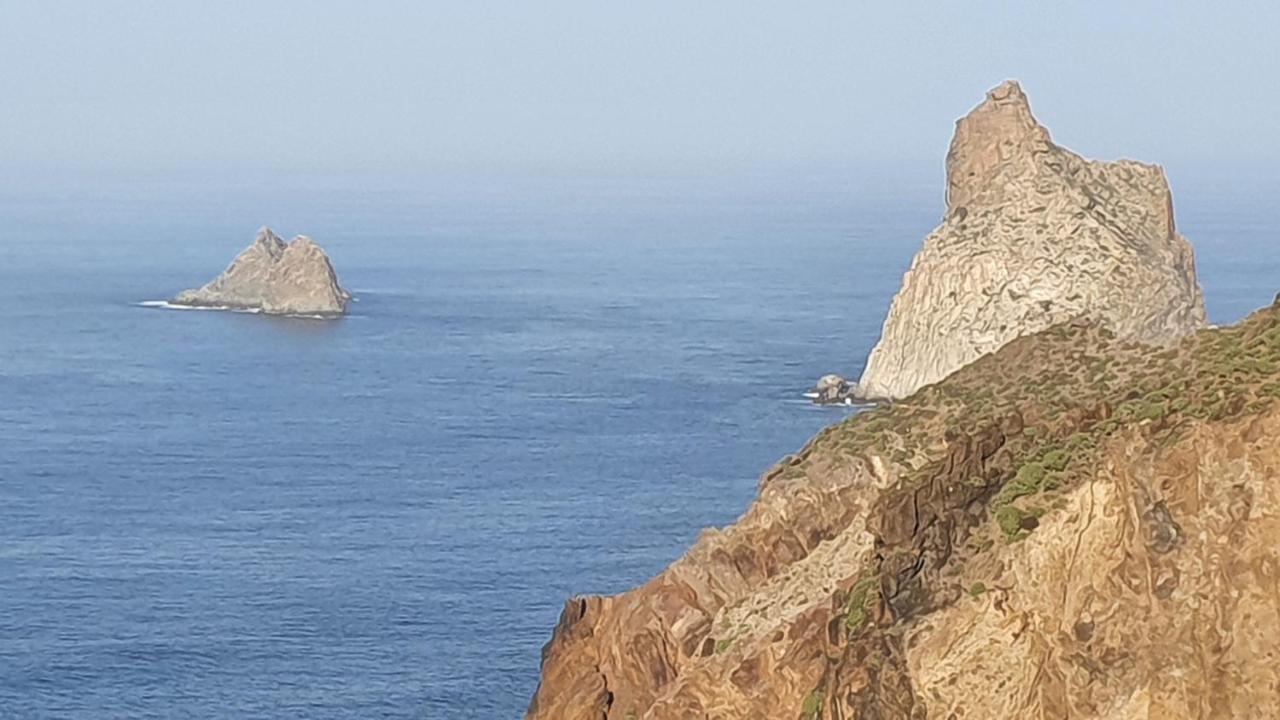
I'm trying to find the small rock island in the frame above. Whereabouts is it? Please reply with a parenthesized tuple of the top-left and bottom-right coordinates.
(173, 228, 351, 316)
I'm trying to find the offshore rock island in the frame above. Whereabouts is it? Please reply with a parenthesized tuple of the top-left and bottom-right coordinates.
(527, 85, 1275, 720)
(815, 81, 1206, 403)
(173, 228, 350, 316)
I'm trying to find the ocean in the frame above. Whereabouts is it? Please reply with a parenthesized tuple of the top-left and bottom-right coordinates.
(1, 168, 1276, 719)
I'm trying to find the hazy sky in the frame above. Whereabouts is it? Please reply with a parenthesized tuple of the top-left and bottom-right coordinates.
(3, 1, 1277, 176)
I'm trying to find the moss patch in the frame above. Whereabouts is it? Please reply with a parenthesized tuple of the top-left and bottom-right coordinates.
(801, 689, 823, 718)
(844, 576, 878, 634)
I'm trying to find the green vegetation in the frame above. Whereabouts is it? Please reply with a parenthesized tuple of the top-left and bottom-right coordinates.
(714, 637, 732, 654)
(1114, 397, 1166, 422)
(844, 576, 878, 634)
(801, 689, 823, 718)
(1065, 432, 1094, 451)
(991, 460, 1052, 509)
(768, 304, 1280, 611)
(984, 311, 1280, 539)
(995, 505, 1028, 540)
(1041, 448, 1070, 471)
(969, 581, 988, 598)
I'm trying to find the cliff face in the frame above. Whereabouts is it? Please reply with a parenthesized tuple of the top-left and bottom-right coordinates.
(528, 298, 1280, 719)
(173, 228, 350, 316)
(856, 81, 1206, 400)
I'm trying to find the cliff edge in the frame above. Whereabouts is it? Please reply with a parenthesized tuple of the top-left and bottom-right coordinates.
(529, 295, 1280, 718)
(856, 80, 1205, 400)
(173, 228, 350, 316)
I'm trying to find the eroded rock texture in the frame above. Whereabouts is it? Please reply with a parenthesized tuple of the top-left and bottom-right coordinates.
(173, 227, 350, 316)
(856, 80, 1205, 400)
(529, 298, 1280, 720)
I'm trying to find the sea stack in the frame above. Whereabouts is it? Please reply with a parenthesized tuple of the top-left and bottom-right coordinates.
(173, 228, 351, 316)
(853, 80, 1206, 400)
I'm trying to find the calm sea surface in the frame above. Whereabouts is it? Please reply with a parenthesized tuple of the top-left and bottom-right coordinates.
(1, 169, 1276, 718)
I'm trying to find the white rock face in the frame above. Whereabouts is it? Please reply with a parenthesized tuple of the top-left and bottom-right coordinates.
(174, 228, 351, 316)
(856, 81, 1206, 400)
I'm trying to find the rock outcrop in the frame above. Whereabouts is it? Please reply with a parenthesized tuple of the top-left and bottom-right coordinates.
(529, 296, 1280, 719)
(173, 228, 350, 316)
(855, 80, 1206, 400)
(810, 374, 855, 405)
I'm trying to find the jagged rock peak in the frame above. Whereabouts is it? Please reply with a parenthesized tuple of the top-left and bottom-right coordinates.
(172, 228, 351, 317)
(252, 226, 288, 258)
(854, 81, 1206, 400)
(945, 80, 1054, 212)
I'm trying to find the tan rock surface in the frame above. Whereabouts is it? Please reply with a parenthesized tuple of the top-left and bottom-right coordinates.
(856, 81, 1206, 400)
(528, 298, 1280, 719)
(173, 227, 350, 316)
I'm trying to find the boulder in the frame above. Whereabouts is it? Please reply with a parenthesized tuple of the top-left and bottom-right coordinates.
(811, 374, 854, 405)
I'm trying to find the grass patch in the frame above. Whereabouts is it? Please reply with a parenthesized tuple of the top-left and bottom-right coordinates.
(992, 462, 1046, 507)
(1041, 448, 1070, 472)
(844, 576, 878, 634)
(996, 506, 1025, 540)
(1065, 432, 1094, 451)
(802, 690, 823, 718)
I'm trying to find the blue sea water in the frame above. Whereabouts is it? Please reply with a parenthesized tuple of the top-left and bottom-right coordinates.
(0, 169, 1276, 719)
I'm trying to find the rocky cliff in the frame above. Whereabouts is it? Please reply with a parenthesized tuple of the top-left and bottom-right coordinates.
(855, 81, 1206, 400)
(529, 295, 1280, 719)
(173, 228, 350, 316)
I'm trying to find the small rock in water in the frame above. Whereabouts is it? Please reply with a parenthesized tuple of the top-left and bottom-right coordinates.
(811, 374, 854, 405)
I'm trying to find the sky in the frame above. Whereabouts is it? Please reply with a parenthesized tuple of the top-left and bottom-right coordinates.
(2, 1, 1278, 178)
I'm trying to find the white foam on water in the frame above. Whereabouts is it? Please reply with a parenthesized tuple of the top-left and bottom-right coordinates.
(136, 300, 261, 313)
(135, 300, 344, 320)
